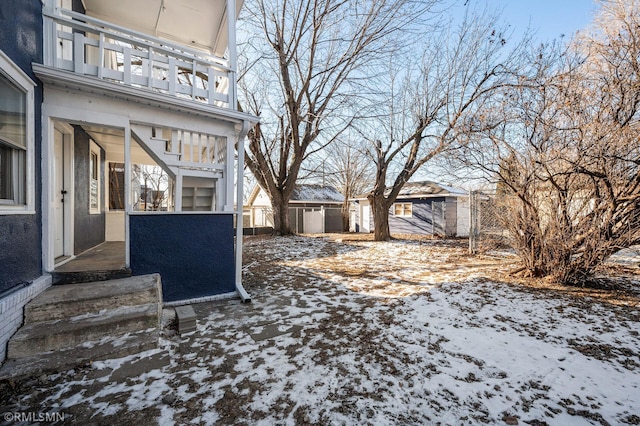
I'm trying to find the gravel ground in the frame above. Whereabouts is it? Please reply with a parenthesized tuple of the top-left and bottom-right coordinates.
(1, 234, 639, 425)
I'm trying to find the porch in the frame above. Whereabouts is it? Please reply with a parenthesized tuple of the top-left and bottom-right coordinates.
(53, 241, 128, 284)
(34, 0, 255, 305)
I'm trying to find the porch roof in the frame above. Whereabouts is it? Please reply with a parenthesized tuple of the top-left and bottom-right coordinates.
(81, 0, 244, 57)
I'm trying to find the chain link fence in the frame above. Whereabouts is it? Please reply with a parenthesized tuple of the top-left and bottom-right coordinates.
(469, 191, 513, 254)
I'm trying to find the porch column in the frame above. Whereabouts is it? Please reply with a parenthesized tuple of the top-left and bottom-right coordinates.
(235, 121, 251, 302)
(226, 0, 238, 109)
(175, 170, 183, 212)
(224, 133, 235, 211)
(124, 124, 131, 267)
(42, 0, 57, 67)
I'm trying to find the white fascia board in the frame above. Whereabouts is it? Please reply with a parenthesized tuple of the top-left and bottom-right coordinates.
(32, 64, 258, 126)
(290, 200, 343, 205)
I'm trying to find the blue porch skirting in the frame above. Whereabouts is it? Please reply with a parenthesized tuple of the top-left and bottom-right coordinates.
(129, 213, 235, 302)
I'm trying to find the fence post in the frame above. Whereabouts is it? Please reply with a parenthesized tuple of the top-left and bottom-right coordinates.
(469, 191, 478, 254)
(431, 202, 435, 236)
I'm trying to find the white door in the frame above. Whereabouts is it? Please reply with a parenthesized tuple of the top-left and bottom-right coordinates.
(303, 210, 324, 234)
(362, 204, 370, 233)
(53, 129, 66, 259)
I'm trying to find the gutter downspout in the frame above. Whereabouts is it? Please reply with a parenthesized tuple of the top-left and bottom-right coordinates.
(235, 119, 251, 303)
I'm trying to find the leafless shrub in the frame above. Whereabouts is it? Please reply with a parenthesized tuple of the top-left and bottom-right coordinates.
(464, 0, 640, 285)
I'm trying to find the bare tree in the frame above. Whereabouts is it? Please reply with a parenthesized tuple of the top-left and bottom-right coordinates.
(462, 0, 640, 285)
(239, 0, 435, 235)
(321, 140, 374, 231)
(137, 165, 168, 211)
(357, 9, 523, 241)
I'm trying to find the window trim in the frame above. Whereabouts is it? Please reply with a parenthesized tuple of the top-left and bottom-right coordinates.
(393, 202, 413, 217)
(89, 139, 101, 214)
(0, 49, 36, 215)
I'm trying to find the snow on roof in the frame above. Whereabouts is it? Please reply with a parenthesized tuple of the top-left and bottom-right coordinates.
(393, 181, 467, 197)
(291, 184, 344, 202)
(353, 181, 467, 200)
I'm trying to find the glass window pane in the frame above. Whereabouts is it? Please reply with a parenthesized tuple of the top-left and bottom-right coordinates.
(0, 143, 12, 200)
(0, 73, 26, 149)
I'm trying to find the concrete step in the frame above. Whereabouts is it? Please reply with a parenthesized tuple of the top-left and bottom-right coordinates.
(25, 274, 161, 323)
(0, 329, 160, 380)
(52, 268, 132, 285)
(7, 303, 160, 359)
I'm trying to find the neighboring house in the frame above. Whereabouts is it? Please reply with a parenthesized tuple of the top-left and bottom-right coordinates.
(245, 184, 344, 233)
(352, 181, 469, 237)
(0, 0, 256, 363)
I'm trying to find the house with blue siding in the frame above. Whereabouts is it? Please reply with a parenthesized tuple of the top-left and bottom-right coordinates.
(0, 0, 256, 365)
(352, 181, 469, 237)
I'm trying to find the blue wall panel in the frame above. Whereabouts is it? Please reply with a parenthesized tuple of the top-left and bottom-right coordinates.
(0, 0, 43, 294)
(129, 214, 235, 302)
(388, 197, 446, 235)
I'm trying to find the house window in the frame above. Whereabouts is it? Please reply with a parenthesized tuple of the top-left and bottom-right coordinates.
(394, 202, 413, 217)
(89, 140, 100, 213)
(0, 50, 34, 213)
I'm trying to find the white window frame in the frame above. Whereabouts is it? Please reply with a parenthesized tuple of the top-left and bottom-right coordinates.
(393, 202, 413, 217)
(0, 49, 35, 215)
(89, 139, 101, 214)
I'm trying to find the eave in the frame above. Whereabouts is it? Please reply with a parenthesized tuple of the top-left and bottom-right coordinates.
(33, 64, 257, 126)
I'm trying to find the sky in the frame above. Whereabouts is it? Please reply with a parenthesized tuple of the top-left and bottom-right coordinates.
(489, 0, 599, 42)
(418, 0, 601, 187)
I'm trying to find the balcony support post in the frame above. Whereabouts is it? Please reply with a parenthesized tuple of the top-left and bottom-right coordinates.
(226, 0, 238, 109)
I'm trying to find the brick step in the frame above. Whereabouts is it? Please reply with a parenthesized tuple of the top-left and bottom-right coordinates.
(25, 274, 161, 323)
(0, 329, 160, 380)
(7, 303, 160, 359)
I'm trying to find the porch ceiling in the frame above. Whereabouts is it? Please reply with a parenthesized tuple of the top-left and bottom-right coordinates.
(82, 125, 154, 165)
(80, 0, 243, 56)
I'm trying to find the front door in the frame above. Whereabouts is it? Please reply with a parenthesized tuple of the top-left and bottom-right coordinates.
(53, 128, 66, 260)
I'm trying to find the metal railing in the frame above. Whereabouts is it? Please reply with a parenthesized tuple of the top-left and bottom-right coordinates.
(43, 7, 235, 108)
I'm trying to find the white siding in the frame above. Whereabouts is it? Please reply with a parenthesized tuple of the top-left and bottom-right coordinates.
(457, 196, 470, 237)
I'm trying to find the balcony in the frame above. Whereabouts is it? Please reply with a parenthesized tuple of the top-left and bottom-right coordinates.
(41, 5, 236, 110)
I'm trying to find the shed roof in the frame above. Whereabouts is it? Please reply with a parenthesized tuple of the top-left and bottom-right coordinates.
(247, 184, 344, 206)
(291, 184, 344, 203)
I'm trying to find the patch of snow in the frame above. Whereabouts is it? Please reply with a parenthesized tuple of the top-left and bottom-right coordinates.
(10, 236, 640, 425)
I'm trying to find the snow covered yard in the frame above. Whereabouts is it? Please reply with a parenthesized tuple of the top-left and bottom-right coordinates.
(1, 235, 639, 425)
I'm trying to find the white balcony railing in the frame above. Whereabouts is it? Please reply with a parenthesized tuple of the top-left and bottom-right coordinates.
(43, 7, 236, 109)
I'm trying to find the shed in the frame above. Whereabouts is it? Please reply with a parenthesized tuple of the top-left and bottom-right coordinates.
(352, 181, 469, 237)
(245, 184, 344, 233)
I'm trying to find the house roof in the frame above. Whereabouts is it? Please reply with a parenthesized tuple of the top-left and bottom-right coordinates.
(247, 184, 344, 206)
(353, 181, 467, 200)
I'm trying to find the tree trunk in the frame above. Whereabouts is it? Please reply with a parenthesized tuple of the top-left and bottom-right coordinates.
(341, 199, 350, 232)
(371, 194, 391, 241)
(271, 192, 292, 235)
